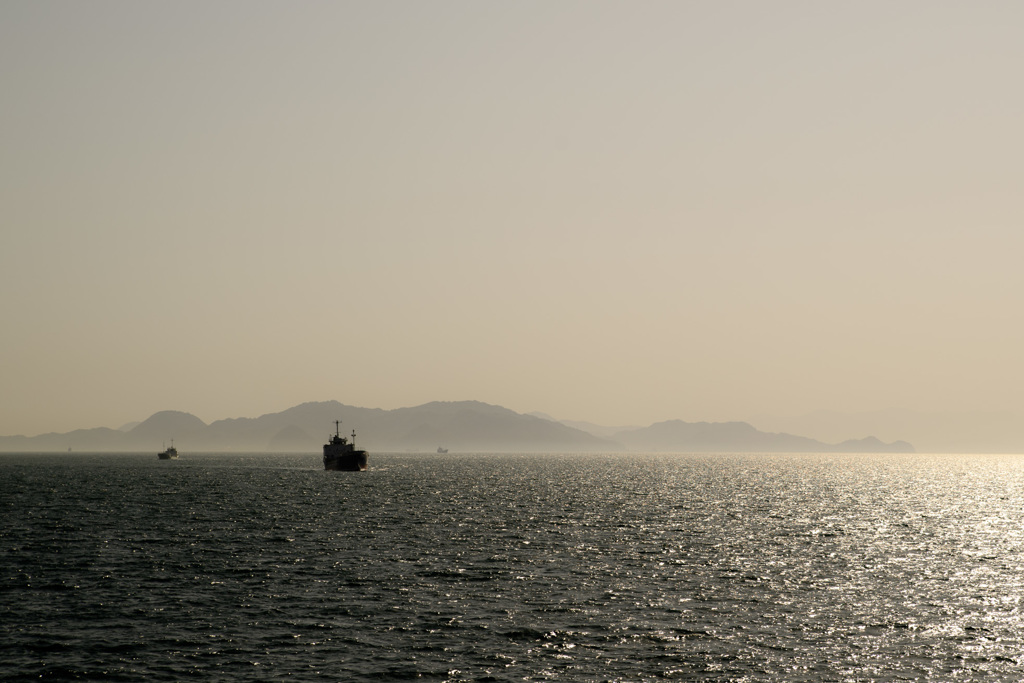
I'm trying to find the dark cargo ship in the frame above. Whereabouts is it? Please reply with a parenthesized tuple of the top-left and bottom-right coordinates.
(323, 420, 368, 471)
(158, 440, 178, 460)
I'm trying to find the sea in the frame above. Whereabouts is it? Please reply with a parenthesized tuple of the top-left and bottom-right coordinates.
(3, 451, 1024, 682)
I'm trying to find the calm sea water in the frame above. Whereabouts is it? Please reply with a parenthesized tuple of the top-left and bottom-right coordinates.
(3, 452, 1024, 681)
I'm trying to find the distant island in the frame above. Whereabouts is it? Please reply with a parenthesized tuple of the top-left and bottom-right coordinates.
(0, 400, 914, 454)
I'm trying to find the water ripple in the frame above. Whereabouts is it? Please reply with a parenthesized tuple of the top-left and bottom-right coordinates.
(3, 452, 1024, 680)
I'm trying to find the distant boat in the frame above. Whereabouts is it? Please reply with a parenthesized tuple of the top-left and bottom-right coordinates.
(323, 420, 368, 471)
(158, 440, 178, 460)
(437, 447, 448, 454)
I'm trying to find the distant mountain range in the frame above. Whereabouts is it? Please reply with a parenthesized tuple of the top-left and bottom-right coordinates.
(749, 409, 1024, 455)
(610, 419, 913, 453)
(0, 400, 914, 454)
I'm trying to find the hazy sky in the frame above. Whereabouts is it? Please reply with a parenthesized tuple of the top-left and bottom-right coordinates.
(3, 1, 1024, 436)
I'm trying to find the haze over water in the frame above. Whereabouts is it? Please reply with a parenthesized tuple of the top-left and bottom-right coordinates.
(4, 451, 1024, 681)
(4, 3, 1024, 448)
(6, 4, 1024, 676)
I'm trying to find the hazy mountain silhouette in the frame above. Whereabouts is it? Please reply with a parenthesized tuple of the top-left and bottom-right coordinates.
(750, 409, 1024, 454)
(0, 401, 913, 453)
(608, 419, 914, 453)
(130, 410, 207, 443)
(0, 427, 125, 452)
(528, 412, 642, 439)
(199, 401, 386, 452)
(376, 401, 611, 452)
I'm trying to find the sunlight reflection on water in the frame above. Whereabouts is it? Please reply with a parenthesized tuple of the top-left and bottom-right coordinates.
(3, 452, 1024, 680)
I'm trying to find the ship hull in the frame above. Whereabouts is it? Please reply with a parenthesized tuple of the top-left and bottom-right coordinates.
(324, 451, 368, 471)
